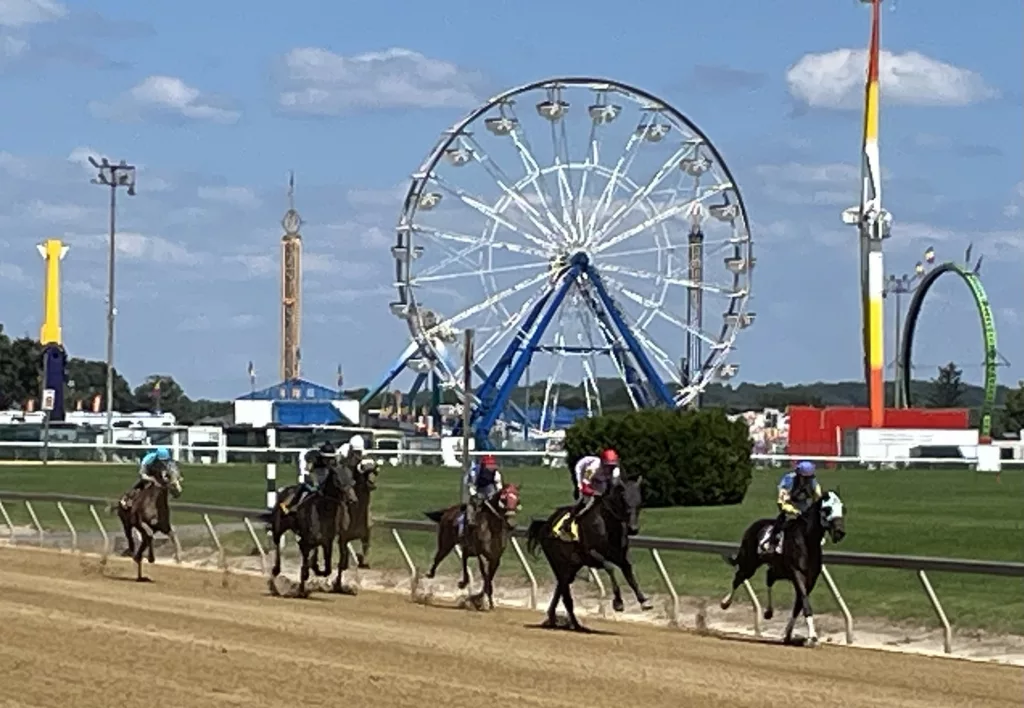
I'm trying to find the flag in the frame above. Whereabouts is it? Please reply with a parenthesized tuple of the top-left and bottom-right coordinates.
(247, 360, 255, 379)
(337, 365, 343, 388)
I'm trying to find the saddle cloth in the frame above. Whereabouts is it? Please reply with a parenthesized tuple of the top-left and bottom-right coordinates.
(758, 526, 783, 556)
(550, 512, 579, 542)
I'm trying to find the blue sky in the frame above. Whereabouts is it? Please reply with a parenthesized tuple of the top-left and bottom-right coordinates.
(0, 0, 1020, 401)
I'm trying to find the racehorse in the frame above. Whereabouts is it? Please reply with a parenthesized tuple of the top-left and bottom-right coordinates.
(111, 461, 183, 582)
(719, 490, 847, 647)
(422, 483, 521, 609)
(258, 465, 353, 598)
(326, 461, 379, 593)
(526, 476, 652, 631)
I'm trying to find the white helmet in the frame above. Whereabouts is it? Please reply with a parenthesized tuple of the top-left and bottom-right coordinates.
(348, 435, 366, 453)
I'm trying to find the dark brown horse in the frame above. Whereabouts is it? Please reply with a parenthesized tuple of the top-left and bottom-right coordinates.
(111, 462, 183, 582)
(258, 466, 352, 598)
(327, 461, 379, 592)
(423, 483, 520, 609)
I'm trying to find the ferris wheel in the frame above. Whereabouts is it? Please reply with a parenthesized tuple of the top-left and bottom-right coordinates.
(382, 77, 755, 443)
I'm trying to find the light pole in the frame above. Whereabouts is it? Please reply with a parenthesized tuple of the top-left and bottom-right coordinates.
(884, 247, 935, 408)
(89, 156, 136, 445)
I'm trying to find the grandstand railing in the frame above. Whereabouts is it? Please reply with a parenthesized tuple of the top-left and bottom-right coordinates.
(0, 439, 1018, 468)
(0, 490, 1021, 656)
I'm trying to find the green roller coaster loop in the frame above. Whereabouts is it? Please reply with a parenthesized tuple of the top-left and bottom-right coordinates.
(898, 262, 998, 440)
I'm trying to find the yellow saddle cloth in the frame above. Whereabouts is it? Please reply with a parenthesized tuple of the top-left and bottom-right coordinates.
(551, 512, 579, 541)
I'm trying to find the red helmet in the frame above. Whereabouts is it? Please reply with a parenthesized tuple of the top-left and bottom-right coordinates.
(480, 454, 498, 469)
(600, 448, 619, 465)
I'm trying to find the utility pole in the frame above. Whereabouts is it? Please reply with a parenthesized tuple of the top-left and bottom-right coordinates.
(89, 156, 136, 446)
(883, 247, 935, 408)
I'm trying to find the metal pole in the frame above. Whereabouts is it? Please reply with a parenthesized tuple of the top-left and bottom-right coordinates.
(893, 290, 903, 408)
(104, 181, 117, 445)
(461, 329, 473, 507)
(41, 353, 51, 467)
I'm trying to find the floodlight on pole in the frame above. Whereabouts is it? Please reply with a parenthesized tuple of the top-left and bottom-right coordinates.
(89, 155, 136, 445)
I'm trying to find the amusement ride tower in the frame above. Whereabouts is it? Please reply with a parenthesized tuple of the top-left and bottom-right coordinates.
(280, 172, 303, 381)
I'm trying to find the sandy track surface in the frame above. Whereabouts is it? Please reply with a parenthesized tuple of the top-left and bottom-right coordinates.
(0, 547, 1019, 708)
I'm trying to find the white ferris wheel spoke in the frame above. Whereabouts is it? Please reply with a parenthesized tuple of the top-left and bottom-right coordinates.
(461, 134, 566, 246)
(413, 225, 550, 260)
(586, 132, 644, 238)
(430, 173, 555, 255)
(426, 269, 551, 336)
(413, 259, 550, 285)
(572, 118, 601, 243)
(598, 262, 734, 296)
(589, 142, 700, 248)
(470, 285, 553, 364)
(593, 182, 733, 255)
(550, 117, 582, 245)
(605, 275, 721, 348)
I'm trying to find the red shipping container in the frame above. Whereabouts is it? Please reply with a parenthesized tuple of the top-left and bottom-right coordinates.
(785, 406, 969, 458)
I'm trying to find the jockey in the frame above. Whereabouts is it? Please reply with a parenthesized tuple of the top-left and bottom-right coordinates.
(338, 434, 367, 471)
(558, 448, 620, 540)
(465, 454, 503, 528)
(282, 441, 337, 514)
(131, 446, 173, 492)
(767, 460, 823, 551)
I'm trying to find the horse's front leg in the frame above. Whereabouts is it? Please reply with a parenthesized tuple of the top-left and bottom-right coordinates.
(119, 513, 135, 557)
(165, 525, 181, 563)
(331, 536, 349, 593)
(317, 540, 333, 578)
(784, 571, 817, 646)
(297, 543, 312, 598)
(357, 526, 372, 569)
(134, 524, 153, 582)
(458, 544, 471, 590)
(483, 555, 500, 609)
(616, 553, 654, 611)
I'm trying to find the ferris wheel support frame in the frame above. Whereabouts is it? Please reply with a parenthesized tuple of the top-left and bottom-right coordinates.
(470, 253, 675, 448)
(898, 261, 1000, 442)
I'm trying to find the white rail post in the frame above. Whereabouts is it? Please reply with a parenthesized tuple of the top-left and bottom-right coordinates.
(242, 517, 268, 574)
(650, 549, 680, 626)
(24, 501, 44, 545)
(390, 528, 418, 587)
(820, 565, 854, 644)
(741, 580, 763, 637)
(203, 513, 226, 569)
(56, 502, 78, 551)
(89, 504, 110, 558)
(509, 537, 539, 610)
(917, 570, 953, 654)
(587, 568, 608, 617)
(0, 499, 15, 544)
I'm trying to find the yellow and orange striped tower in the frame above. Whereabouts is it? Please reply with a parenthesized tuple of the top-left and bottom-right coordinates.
(843, 0, 890, 428)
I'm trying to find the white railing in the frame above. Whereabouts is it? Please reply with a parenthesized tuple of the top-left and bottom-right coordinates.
(0, 439, 1019, 468)
(0, 490, 1020, 655)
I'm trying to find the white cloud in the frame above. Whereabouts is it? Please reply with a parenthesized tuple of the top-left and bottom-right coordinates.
(277, 47, 482, 115)
(21, 199, 98, 223)
(753, 161, 865, 207)
(1, 34, 27, 58)
(64, 280, 104, 299)
(346, 183, 406, 207)
(0, 150, 34, 178)
(787, 49, 998, 109)
(66, 231, 204, 266)
(1004, 181, 1024, 219)
(0, 0, 65, 28)
(90, 75, 240, 124)
(197, 185, 260, 209)
(0, 262, 29, 284)
(177, 312, 260, 333)
(227, 253, 275, 277)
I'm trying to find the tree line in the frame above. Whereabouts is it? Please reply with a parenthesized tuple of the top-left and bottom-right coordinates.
(0, 324, 231, 423)
(4, 322, 1022, 434)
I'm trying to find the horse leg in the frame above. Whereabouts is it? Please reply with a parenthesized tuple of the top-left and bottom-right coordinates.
(357, 528, 371, 569)
(119, 513, 135, 557)
(792, 572, 817, 646)
(271, 522, 283, 577)
(426, 524, 455, 579)
(317, 540, 333, 578)
(484, 555, 500, 609)
(457, 543, 471, 590)
(562, 573, 586, 632)
(297, 543, 312, 598)
(764, 567, 778, 620)
(331, 536, 350, 593)
(617, 555, 654, 611)
(721, 554, 759, 610)
(134, 525, 152, 582)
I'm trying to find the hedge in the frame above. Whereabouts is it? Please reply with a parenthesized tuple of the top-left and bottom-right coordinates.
(565, 407, 754, 508)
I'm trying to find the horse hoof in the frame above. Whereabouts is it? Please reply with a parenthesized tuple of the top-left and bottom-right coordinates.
(541, 617, 559, 629)
(570, 623, 591, 634)
(719, 600, 731, 611)
(640, 599, 654, 611)
(612, 599, 625, 613)
(806, 636, 819, 648)
(357, 562, 371, 570)
(457, 580, 469, 590)
(764, 608, 774, 620)
(136, 577, 151, 583)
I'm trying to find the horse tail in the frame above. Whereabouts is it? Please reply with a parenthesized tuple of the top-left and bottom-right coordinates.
(525, 518, 547, 557)
(423, 509, 445, 524)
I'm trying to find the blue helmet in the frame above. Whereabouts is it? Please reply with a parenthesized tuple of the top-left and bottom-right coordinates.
(154, 447, 171, 461)
(795, 460, 816, 476)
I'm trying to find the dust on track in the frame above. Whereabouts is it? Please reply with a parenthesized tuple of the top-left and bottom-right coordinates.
(0, 547, 1019, 708)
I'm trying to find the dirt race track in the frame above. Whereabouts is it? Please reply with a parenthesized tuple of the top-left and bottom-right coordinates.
(0, 548, 1020, 708)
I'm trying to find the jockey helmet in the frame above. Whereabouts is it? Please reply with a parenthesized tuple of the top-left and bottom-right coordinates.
(154, 447, 171, 461)
(318, 441, 338, 458)
(600, 448, 619, 466)
(795, 460, 816, 476)
(348, 435, 366, 453)
(480, 454, 498, 470)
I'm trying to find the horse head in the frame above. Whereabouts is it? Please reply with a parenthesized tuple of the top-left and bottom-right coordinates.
(162, 461, 183, 499)
(817, 490, 846, 544)
(604, 475, 644, 536)
(355, 459, 379, 490)
(495, 483, 520, 522)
